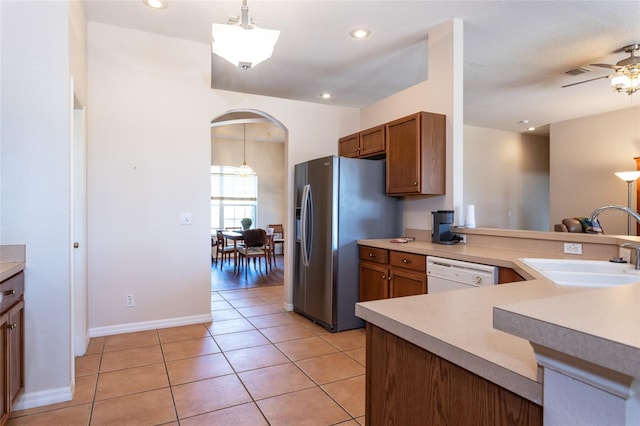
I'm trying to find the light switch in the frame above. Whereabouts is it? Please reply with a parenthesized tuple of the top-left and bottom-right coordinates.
(179, 212, 192, 225)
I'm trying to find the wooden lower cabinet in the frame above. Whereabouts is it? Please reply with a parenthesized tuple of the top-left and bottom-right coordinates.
(0, 272, 25, 426)
(360, 247, 427, 301)
(366, 323, 542, 426)
(360, 261, 389, 302)
(389, 250, 426, 297)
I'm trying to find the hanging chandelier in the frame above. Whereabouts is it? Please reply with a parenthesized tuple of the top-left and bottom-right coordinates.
(236, 124, 255, 176)
(211, 0, 280, 70)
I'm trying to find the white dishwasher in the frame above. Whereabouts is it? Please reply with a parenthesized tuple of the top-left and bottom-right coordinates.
(426, 256, 498, 293)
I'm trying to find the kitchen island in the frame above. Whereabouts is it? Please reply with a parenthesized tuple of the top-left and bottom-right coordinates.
(356, 229, 640, 425)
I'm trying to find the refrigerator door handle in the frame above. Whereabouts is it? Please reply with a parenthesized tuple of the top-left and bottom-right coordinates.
(300, 184, 313, 266)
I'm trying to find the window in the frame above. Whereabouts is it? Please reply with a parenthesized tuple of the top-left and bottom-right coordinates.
(211, 165, 257, 231)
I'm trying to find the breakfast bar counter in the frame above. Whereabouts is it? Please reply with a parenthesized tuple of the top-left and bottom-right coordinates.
(356, 230, 640, 417)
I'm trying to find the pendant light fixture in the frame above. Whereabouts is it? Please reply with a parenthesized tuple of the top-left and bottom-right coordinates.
(236, 123, 255, 176)
(211, 0, 280, 70)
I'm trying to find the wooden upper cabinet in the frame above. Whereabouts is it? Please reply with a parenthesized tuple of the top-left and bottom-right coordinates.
(338, 125, 385, 159)
(338, 133, 360, 158)
(358, 125, 385, 157)
(385, 112, 446, 196)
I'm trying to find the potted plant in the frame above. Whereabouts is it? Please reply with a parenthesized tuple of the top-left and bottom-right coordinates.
(240, 217, 252, 230)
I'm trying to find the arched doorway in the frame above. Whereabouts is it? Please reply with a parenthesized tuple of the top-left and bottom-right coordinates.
(210, 110, 289, 293)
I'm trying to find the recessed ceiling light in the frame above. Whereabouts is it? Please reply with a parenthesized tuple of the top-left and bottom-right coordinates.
(320, 92, 332, 100)
(527, 127, 536, 131)
(349, 28, 371, 39)
(143, 0, 168, 9)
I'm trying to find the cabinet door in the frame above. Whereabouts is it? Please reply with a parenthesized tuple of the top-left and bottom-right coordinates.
(7, 301, 23, 409)
(386, 113, 422, 194)
(0, 313, 7, 425)
(339, 133, 360, 158)
(360, 262, 390, 301)
(359, 125, 385, 158)
(390, 268, 427, 298)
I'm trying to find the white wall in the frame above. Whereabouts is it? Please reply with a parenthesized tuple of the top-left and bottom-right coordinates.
(360, 19, 464, 231)
(464, 125, 550, 230)
(1, 0, 75, 408)
(86, 22, 359, 329)
(550, 106, 640, 236)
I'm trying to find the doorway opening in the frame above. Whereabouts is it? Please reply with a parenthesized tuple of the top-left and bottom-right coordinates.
(210, 110, 288, 290)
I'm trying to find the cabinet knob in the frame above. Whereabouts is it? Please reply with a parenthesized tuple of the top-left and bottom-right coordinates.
(381, 275, 386, 279)
(413, 182, 418, 186)
(4, 289, 15, 296)
(74, 242, 79, 248)
(368, 253, 375, 257)
(402, 259, 411, 264)
(7, 323, 17, 330)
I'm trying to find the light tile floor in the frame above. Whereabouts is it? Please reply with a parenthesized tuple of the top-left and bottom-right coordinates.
(8, 286, 366, 425)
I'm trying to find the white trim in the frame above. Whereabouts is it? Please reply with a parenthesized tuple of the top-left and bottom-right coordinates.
(13, 385, 73, 411)
(89, 313, 213, 338)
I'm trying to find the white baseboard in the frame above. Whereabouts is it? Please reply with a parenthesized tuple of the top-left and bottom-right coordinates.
(284, 302, 293, 311)
(13, 385, 73, 411)
(89, 313, 213, 338)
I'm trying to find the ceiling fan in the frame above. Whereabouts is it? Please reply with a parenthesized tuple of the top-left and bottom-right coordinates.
(562, 43, 640, 95)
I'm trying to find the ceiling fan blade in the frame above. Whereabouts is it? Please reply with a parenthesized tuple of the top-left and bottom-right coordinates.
(561, 75, 610, 88)
(590, 63, 621, 70)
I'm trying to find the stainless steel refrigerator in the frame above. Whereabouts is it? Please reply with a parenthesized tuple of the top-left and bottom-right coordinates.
(293, 156, 398, 332)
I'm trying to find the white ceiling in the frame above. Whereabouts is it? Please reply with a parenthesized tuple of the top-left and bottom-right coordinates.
(85, 1, 640, 135)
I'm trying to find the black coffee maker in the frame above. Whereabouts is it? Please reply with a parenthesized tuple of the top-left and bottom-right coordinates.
(431, 210, 456, 245)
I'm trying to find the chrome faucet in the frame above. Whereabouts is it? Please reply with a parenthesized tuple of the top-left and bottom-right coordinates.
(588, 205, 640, 233)
(620, 243, 640, 270)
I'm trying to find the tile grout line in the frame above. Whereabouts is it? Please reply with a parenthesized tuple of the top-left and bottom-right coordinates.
(218, 289, 363, 423)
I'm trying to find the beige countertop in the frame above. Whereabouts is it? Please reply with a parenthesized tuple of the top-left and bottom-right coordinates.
(355, 235, 640, 405)
(0, 245, 26, 282)
(0, 262, 25, 282)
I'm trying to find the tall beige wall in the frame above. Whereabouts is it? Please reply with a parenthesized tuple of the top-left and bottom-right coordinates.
(464, 126, 550, 230)
(86, 22, 359, 333)
(361, 19, 464, 230)
(550, 106, 640, 236)
(1, 0, 75, 409)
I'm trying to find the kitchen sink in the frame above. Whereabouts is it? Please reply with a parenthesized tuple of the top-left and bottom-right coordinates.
(520, 258, 640, 288)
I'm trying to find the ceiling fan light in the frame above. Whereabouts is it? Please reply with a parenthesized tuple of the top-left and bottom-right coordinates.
(611, 73, 630, 90)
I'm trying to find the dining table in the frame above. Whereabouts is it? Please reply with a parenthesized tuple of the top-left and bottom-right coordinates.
(221, 230, 244, 273)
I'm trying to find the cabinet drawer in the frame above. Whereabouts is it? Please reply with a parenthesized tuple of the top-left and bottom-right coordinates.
(359, 246, 388, 265)
(0, 272, 24, 314)
(389, 251, 426, 272)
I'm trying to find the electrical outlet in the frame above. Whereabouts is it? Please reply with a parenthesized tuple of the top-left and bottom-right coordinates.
(563, 242, 583, 255)
(619, 247, 632, 263)
(451, 233, 466, 243)
(126, 294, 135, 307)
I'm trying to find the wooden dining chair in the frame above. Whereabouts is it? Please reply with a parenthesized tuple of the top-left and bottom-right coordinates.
(268, 224, 285, 256)
(237, 228, 269, 278)
(215, 230, 236, 269)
